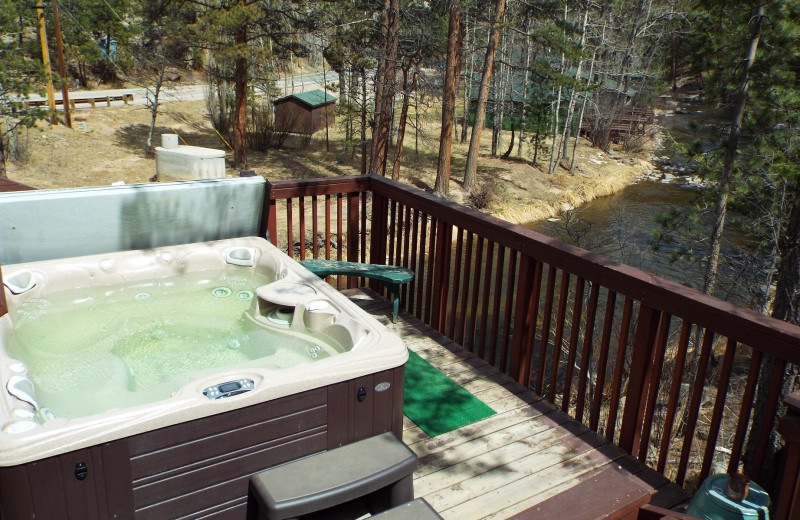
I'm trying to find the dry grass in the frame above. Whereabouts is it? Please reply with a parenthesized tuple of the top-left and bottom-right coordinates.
(6, 98, 656, 224)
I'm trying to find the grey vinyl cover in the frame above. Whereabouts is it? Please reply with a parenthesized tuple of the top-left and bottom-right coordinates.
(0, 177, 265, 264)
(249, 432, 418, 519)
(370, 499, 443, 519)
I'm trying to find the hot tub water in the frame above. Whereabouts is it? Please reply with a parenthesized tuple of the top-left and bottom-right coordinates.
(7, 270, 342, 419)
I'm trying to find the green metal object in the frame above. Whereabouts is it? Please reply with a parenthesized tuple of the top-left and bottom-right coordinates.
(686, 474, 770, 520)
(299, 259, 413, 323)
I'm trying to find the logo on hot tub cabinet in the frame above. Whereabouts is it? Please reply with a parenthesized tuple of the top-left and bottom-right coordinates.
(375, 382, 391, 392)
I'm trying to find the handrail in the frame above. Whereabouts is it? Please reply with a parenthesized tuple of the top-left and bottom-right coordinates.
(262, 174, 800, 494)
(369, 175, 800, 361)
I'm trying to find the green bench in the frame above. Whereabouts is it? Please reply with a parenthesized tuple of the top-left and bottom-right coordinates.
(299, 259, 414, 323)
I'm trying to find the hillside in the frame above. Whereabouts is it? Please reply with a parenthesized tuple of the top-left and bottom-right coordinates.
(5, 97, 657, 225)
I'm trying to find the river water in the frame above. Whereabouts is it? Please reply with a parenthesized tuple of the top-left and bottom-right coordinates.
(524, 180, 764, 307)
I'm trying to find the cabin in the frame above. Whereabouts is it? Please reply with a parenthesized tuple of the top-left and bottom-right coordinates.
(272, 89, 336, 135)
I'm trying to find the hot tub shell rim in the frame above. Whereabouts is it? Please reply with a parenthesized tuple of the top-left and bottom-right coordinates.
(0, 237, 408, 466)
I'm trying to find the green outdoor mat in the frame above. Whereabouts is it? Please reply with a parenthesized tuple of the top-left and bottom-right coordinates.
(403, 350, 496, 437)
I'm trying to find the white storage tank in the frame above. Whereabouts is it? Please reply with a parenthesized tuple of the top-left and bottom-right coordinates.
(155, 145, 226, 181)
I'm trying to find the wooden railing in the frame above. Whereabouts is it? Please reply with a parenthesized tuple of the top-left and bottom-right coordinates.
(261, 174, 800, 494)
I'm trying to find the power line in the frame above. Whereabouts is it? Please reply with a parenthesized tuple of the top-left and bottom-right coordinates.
(98, 0, 125, 23)
(57, 3, 128, 79)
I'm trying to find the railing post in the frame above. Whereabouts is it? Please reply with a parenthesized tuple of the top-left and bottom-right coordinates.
(260, 179, 278, 246)
(508, 255, 539, 388)
(369, 186, 389, 293)
(775, 391, 800, 519)
(346, 191, 360, 289)
(430, 220, 451, 333)
(619, 304, 661, 455)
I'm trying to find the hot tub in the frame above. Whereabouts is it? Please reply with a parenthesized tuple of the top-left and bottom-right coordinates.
(0, 237, 407, 519)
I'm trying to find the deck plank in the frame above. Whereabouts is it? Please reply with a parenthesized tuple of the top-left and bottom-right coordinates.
(341, 288, 689, 519)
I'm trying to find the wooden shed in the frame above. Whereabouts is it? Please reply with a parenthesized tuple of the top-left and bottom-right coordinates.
(272, 89, 336, 134)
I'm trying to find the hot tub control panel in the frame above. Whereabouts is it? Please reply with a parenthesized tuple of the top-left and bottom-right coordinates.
(202, 379, 255, 399)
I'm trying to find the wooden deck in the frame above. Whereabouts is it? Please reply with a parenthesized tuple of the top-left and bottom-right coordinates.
(343, 288, 689, 520)
(0, 178, 33, 193)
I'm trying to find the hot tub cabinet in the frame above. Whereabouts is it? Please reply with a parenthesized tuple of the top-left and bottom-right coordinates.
(0, 367, 404, 519)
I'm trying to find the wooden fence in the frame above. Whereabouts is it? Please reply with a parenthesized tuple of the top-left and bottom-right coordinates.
(261, 174, 800, 499)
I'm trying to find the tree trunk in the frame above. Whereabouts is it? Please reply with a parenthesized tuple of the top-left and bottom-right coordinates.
(571, 23, 603, 174)
(0, 132, 7, 178)
(146, 57, 167, 157)
(361, 67, 368, 175)
(233, 24, 248, 170)
(501, 120, 515, 160)
(435, 0, 463, 197)
(392, 65, 417, 181)
(703, 4, 764, 296)
(745, 180, 800, 486)
(464, 0, 506, 193)
(519, 14, 533, 157)
(369, 0, 400, 176)
(461, 13, 474, 144)
(557, 4, 589, 173)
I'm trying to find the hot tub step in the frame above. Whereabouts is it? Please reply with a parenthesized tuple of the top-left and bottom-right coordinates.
(247, 432, 417, 520)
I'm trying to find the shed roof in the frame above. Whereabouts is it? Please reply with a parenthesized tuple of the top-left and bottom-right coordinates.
(275, 89, 336, 108)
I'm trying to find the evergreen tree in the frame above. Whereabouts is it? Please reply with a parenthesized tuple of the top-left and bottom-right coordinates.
(189, 0, 316, 169)
(0, 0, 48, 177)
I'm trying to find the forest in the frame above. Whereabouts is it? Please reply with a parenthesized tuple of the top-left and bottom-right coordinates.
(1, 1, 799, 351)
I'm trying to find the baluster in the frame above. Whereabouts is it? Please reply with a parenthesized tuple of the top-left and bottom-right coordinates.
(605, 297, 634, 443)
(408, 209, 420, 316)
(575, 281, 599, 422)
(298, 197, 306, 260)
(431, 220, 451, 333)
(619, 304, 662, 456)
(415, 213, 428, 318)
(325, 195, 332, 259)
(478, 241, 496, 359)
(727, 349, 763, 473)
(457, 232, 475, 345)
(312, 195, 319, 259)
(677, 328, 715, 486)
(423, 217, 438, 325)
(637, 313, 672, 462)
(536, 265, 557, 395)
(467, 236, 485, 352)
(562, 276, 585, 413)
(448, 228, 465, 338)
(286, 198, 294, 258)
(590, 290, 617, 432)
(488, 245, 506, 366)
(499, 250, 518, 373)
(700, 338, 737, 478)
(548, 271, 571, 403)
(346, 192, 360, 288)
(509, 255, 541, 388)
(657, 321, 692, 473)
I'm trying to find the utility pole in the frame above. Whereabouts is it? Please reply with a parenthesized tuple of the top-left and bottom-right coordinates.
(52, 0, 71, 128)
(34, 0, 56, 114)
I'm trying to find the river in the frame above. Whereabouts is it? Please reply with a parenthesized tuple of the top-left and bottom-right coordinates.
(524, 179, 765, 308)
